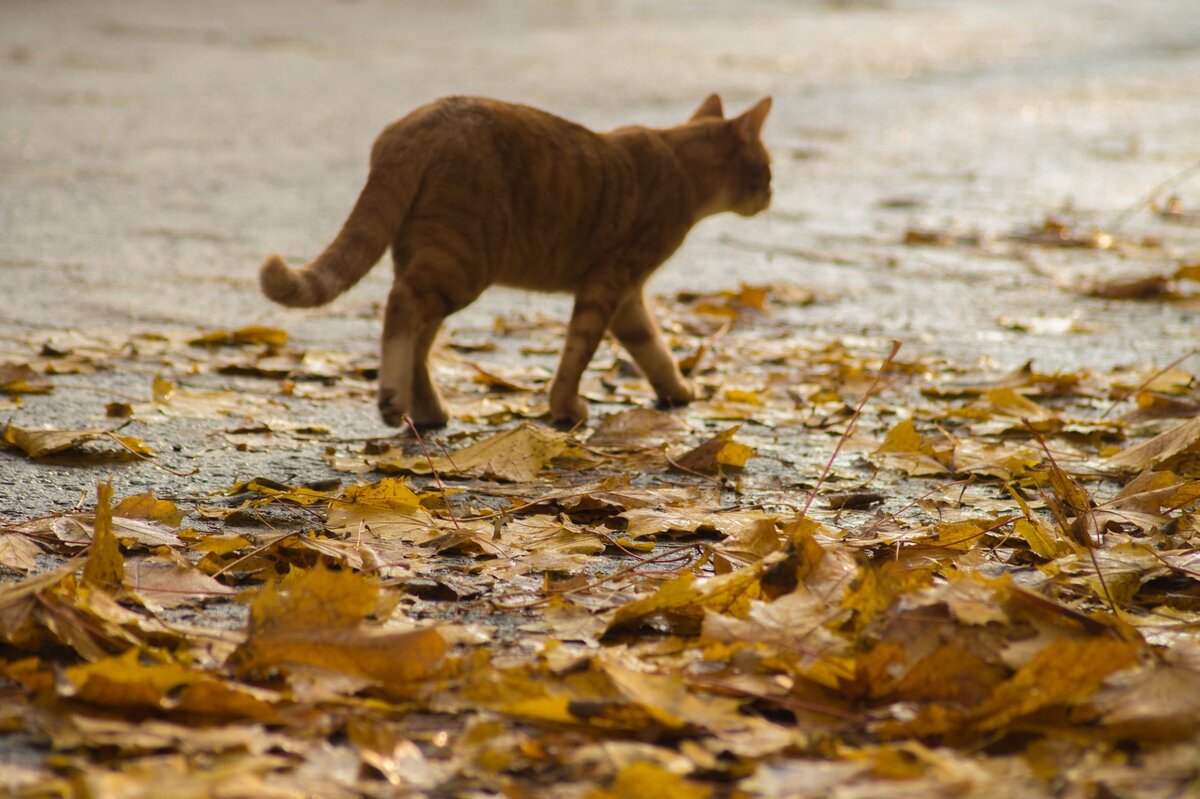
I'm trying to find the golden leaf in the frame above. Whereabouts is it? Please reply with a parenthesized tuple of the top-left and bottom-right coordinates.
(1, 424, 105, 459)
(673, 425, 754, 473)
(0, 362, 53, 394)
(587, 760, 711, 799)
(236, 564, 447, 684)
(82, 483, 124, 592)
(188, 325, 289, 348)
(969, 638, 1141, 732)
(371, 424, 572, 483)
(113, 492, 186, 527)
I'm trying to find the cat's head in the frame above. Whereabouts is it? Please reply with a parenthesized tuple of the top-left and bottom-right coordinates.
(687, 94, 773, 218)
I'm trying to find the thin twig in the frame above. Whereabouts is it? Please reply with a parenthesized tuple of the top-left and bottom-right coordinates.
(103, 432, 198, 477)
(403, 414, 460, 532)
(1098, 348, 1200, 419)
(801, 340, 901, 517)
(1023, 420, 1119, 618)
(1108, 156, 1200, 232)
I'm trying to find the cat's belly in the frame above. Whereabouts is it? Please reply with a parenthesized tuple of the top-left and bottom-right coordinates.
(492, 251, 583, 294)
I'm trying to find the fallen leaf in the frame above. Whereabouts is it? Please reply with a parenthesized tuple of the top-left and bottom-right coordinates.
(588, 408, 688, 448)
(235, 564, 447, 685)
(1108, 416, 1200, 472)
(969, 637, 1141, 732)
(0, 363, 52, 394)
(188, 325, 289, 348)
(0, 533, 42, 573)
(83, 483, 124, 592)
(1, 424, 120, 459)
(673, 425, 754, 472)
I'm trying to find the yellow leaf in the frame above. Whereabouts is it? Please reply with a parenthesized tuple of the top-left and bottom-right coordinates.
(674, 425, 755, 473)
(499, 694, 576, 724)
(83, 482, 124, 592)
(371, 424, 572, 483)
(339, 478, 421, 512)
(188, 533, 251, 555)
(876, 418, 926, 454)
(114, 492, 185, 527)
(608, 573, 701, 631)
(722, 388, 763, 406)
(110, 434, 154, 457)
(0, 362, 53, 394)
(237, 564, 447, 684)
(1007, 486, 1070, 559)
(842, 564, 933, 629)
(607, 555, 778, 632)
(985, 387, 1056, 421)
(969, 638, 1141, 732)
(588, 757, 711, 799)
(873, 419, 949, 476)
(925, 521, 985, 551)
(1014, 519, 1065, 560)
(188, 325, 289, 348)
(63, 648, 197, 709)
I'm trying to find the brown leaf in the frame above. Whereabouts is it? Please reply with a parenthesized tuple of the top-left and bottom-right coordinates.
(588, 407, 688, 448)
(0, 362, 53, 394)
(235, 564, 446, 684)
(0, 533, 43, 573)
(1108, 416, 1200, 472)
(125, 553, 235, 610)
(1, 424, 106, 459)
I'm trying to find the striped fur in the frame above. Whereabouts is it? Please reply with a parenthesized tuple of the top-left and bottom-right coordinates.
(260, 94, 772, 426)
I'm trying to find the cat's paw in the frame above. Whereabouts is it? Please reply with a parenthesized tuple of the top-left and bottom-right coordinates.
(377, 388, 408, 427)
(549, 394, 589, 428)
(379, 389, 450, 429)
(654, 378, 698, 407)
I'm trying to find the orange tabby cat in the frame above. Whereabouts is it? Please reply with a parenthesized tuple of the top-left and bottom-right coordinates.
(260, 93, 772, 427)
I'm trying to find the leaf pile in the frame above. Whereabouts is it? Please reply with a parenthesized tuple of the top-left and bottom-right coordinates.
(2, 286, 1200, 797)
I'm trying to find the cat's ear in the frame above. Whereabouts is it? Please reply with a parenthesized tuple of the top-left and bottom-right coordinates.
(690, 93, 724, 121)
(732, 97, 772, 143)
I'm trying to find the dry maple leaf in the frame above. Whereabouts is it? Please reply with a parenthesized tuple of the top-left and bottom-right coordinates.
(234, 563, 447, 685)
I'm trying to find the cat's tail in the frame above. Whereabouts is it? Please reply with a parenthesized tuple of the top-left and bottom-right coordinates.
(259, 174, 411, 308)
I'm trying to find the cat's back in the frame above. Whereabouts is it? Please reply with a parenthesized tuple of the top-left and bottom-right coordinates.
(372, 96, 601, 166)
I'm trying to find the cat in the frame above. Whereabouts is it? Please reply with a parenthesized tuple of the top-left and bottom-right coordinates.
(259, 93, 772, 427)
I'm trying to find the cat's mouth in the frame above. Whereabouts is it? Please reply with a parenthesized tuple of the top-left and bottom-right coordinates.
(738, 189, 772, 216)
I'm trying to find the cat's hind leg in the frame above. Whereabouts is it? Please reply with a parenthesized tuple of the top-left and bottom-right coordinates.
(378, 251, 481, 428)
(377, 281, 426, 427)
(408, 317, 449, 426)
(549, 285, 625, 426)
(609, 288, 696, 407)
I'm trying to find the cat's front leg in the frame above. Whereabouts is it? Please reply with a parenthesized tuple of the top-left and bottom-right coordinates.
(610, 289, 697, 406)
(549, 290, 620, 426)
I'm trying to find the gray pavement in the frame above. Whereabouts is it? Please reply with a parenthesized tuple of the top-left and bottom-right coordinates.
(3, 0, 1200, 517)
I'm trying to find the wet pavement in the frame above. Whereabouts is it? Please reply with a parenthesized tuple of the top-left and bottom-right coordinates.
(3, 0, 1200, 519)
